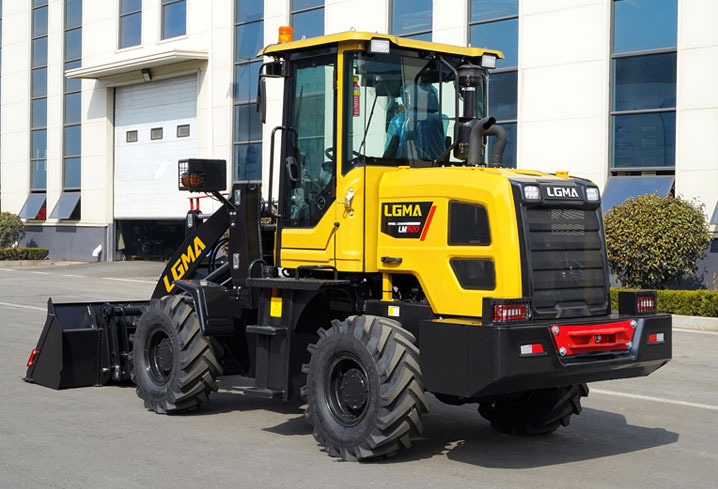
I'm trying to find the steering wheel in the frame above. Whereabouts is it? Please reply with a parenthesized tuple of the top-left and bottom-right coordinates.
(325, 147, 362, 161)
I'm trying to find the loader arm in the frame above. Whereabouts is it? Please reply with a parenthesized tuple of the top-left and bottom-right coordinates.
(152, 204, 231, 299)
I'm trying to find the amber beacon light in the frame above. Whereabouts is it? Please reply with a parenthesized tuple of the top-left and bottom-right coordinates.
(278, 26, 293, 43)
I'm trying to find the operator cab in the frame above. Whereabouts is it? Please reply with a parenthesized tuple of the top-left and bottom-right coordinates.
(256, 32, 504, 268)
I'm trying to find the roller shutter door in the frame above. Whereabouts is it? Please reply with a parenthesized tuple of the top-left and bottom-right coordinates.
(114, 75, 197, 219)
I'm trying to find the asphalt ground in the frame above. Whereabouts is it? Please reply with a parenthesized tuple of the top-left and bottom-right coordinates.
(1, 262, 717, 489)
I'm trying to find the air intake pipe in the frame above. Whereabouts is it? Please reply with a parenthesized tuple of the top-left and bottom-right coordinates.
(468, 116, 508, 167)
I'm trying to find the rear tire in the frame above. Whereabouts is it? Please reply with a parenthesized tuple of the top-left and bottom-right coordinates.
(302, 315, 429, 461)
(478, 384, 589, 435)
(133, 295, 223, 414)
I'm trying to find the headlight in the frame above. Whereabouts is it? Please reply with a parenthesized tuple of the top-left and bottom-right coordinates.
(586, 187, 600, 202)
(523, 185, 540, 201)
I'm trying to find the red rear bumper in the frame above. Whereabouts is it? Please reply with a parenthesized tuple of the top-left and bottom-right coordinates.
(550, 320, 636, 356)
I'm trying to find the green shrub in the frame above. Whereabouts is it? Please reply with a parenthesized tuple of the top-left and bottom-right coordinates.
(610, 288, 718, 317)
(0, 212, 25, 248)
(0, 247, 49, 261)
(604, 194, 711, 289)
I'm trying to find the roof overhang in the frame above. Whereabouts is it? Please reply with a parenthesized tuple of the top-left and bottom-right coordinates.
(66, 49, 208, 81)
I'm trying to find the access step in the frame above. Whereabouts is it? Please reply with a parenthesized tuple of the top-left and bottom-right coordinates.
(243, 387, 285, 399)
(246, 324, 288, 336)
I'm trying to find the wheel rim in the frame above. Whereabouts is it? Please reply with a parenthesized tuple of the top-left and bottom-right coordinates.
(145, 327, 174, 385)
(324, 353, 370, 427)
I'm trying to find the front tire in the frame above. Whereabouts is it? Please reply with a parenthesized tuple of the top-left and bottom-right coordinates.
(133, 296, 223, 414)
(303, 315, 429, 461)
(478, 384, 589, 435)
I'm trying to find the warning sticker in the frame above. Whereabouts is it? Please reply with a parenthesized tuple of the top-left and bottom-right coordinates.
(381, 202, 435, 239)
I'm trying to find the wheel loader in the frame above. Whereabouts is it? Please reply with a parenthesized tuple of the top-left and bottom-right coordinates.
(24, 31, 672, 461)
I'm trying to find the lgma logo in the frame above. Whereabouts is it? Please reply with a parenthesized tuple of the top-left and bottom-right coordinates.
(546, 186, 579, 199)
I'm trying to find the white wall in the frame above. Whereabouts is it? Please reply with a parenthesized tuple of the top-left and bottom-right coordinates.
(517, 0, 611, 188)
(433, 0, 467, 46)
(676, 0, 718, 232)
(80, 0, 233, 221)
(1, 3, 32, 214)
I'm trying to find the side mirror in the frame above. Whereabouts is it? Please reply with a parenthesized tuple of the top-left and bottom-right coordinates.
(258, 77, 267, 124)
(257, 61, 284, 125)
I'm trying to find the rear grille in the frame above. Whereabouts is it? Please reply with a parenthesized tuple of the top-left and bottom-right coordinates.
(524, 207, 609, 318)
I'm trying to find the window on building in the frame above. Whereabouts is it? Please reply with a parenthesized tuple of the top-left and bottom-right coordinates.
(611, 0, 677, 171)
(470, 0, 518, 168)
(233, 0, 263, 181)
(119, 0, 141, 49)
(126, 130, 138, 142)
(63, 0, 82, 193)
(151, 127, 163, 140)
(162, 0, 186, 40)
(291, 0, 323, 40)
(391, 0, 431, 40)
(177, 124, 190, 137)
(30, 0, 48, 195)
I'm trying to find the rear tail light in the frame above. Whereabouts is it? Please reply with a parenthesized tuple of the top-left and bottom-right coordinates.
(637, 295, 655, 313)
(618, 290, 657, 316)
(648, 332, 665, 344)
(26, 348, 38, 367)
(482, 298, 532, 325)
(520, 343, 544, 356)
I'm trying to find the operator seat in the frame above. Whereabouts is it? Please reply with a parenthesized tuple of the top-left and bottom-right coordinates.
(384, 82, 445, 163)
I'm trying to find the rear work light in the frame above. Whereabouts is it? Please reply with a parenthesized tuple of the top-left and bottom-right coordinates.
(618, 290, 657, 316)
(177, 159, 227, 193)
(482, 298, 532, 325)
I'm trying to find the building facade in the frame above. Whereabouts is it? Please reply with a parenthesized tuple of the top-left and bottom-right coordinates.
(0, 1, 716, 271)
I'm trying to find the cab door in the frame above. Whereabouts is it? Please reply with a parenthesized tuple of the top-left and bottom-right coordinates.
(277, 53, 339, 267)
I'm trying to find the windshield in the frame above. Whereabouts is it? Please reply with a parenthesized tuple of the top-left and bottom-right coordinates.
(344, 51, 485, 172)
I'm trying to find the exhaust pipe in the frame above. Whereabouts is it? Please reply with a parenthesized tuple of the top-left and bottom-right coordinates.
(467, 116, 508, 167)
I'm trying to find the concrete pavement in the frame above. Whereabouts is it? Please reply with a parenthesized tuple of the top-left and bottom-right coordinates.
(0, 262, 716, 489)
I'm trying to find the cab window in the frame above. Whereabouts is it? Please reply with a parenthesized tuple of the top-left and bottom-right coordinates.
(283, 55, 336, 228)
(344, 51, 485, 173)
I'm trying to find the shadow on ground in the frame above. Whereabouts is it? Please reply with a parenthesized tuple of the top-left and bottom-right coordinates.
(196, 376, 679, 467)
(391, 406, 679, 468)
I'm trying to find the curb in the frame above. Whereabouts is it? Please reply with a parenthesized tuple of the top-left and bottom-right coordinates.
(0, 260, 87, 268)
(672, 314, 718, 332)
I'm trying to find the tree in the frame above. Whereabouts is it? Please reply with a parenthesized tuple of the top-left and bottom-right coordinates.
(604, 194, 711, 289)
(0, 212, 25, 248)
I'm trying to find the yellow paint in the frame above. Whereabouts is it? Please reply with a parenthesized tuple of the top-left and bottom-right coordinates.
(383, 203, 423, 217)
(374, 166, 524, 317)
(162, 236, 207, 293)
(271, 35, 584, 319)
(280, 43, 365, 272)
(258, 31, 504, 60)
(555, 171, 569, 179)
(270, 297, 283, 318)
(382, 273, 393, 302)
(431, 317, 482, 326)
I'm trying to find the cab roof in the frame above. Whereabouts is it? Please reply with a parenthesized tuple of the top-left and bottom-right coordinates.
(257, 31, 504, 60)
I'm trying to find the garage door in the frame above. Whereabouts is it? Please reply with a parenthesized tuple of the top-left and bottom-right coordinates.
(114, 75, 197, 219)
